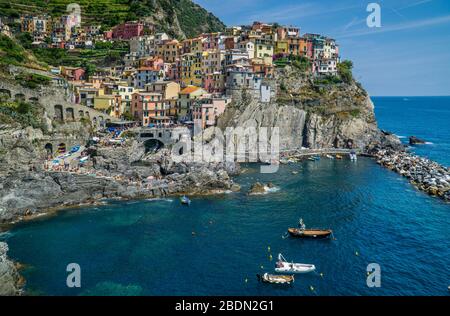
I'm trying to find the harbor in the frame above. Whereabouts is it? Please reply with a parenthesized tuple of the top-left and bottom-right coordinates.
(2, 158, 449, 296)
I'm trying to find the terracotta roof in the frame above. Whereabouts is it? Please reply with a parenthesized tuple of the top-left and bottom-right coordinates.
(180, 86, 200, 94)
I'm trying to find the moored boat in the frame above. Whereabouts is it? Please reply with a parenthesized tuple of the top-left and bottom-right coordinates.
(336, 154, 343, 160)
(287, 218, 332, 239)
(275, 254, 315, 274)
(257, 273, 294, 284)
(287, 228, 332, 239)
(180, 195, 191, 206)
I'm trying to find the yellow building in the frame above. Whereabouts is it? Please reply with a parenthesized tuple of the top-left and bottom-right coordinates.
(156, 40, 180, 63)
(181, 53, 202, 88)
(275, 40, 289, 55)
(94, 95, 115, 112)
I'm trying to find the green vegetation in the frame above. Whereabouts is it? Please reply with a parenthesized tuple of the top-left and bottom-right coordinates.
(0, 100, 45, 129)
(337, 60, 353, 84)
(15, 72, 52, 89)
(17, 32, 128, 68)
(292, 56, 311, 72)
(314, 75, 342, 85)
(0, 34, 28, 66)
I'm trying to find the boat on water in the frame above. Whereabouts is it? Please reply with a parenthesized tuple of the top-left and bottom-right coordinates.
(326, 154, 335, 159)
(287, 218, 332, 239)
(257, 273, 294, 285)
(335, 154, 343, 160)
(275, 254, 315, 274)
(180, 195, 191, 206)
(349, 150, 358, 161)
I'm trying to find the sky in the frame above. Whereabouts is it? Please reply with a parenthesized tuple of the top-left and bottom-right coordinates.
(194, 0, 450, 96)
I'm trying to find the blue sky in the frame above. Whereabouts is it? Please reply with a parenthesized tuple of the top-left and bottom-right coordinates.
(194, 0, 450, 96)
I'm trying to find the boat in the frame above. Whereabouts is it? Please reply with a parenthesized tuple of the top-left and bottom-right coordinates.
(335, 154, 343, 160)
(257, 273, 294, 285)
(275, 254, 315, 274)
(349, 150, 358, 161)
(287, 218, 332, 239)
(287, 228, 332, 239)
(308, 157, 316, 161)
(180, 195, 191, 206)
(326, 154, 334, 159)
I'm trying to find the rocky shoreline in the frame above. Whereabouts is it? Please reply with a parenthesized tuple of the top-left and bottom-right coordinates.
(374, 149, 450, 201)
(0, 242, 23, 296)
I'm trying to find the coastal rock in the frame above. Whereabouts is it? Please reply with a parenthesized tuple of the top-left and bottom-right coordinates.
(409, 136, 426, 145)
(248, 182, 266, 195)
(0, 242, 22, 296)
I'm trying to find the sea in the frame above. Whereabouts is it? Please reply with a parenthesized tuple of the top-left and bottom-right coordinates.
(1, 96, 449, 296)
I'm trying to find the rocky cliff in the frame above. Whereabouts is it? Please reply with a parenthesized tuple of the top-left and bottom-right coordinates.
(0, 242, 22, 296)
(218, 66, 402, 153)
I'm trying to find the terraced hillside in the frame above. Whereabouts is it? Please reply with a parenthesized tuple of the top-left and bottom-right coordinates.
(0, 0, 225, 38)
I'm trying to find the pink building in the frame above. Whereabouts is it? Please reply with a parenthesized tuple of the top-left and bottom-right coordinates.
(112, 22, 144, 40)
(203, 72, 225, 94)
(61, 66, 85, 81)
(192, 96, 231, 129)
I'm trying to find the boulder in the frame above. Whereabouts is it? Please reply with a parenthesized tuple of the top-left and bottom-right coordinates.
(409, 136, 426, 145)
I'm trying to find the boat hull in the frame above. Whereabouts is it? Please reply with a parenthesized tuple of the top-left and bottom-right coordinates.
(258, 273, 294, 284)
(288, 228, 332, 239)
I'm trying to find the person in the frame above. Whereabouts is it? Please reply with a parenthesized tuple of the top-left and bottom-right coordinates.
(299, 218, 306, 230)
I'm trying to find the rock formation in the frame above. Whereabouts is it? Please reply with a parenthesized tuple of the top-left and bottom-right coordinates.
(0, 242, 22, 296)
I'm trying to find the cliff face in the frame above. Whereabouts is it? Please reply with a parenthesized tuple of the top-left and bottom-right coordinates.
(219, 66, 401, 152)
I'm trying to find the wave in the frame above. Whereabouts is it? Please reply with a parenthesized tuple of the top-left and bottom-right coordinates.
(395, 135, 406, 139)
(0, 231, 14, 240)
(266, 186, 281, 193)
(146, 198, 174, 203)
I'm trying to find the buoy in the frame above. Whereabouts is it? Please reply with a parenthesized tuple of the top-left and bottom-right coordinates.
(320, 273, 324, 278)
(267, 246, 271, 252)
(260, 265, 264, 269)
(269, 254, 273, 261)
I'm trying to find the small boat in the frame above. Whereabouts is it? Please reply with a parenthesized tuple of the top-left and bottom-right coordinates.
(335, 154, 343, 160)
(326, 154, 334, 159)
(257, 273, 294, 285)
(287, 218, 332, 239)
(275, 254, 315, 274)
(349, 150, 358, 161)
(308, 157, 316, 161)
(288, 228, 332, 239)
(180, 195, 191, 206)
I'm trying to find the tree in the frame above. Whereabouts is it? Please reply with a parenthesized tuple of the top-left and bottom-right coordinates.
(337, 60, 354, 84)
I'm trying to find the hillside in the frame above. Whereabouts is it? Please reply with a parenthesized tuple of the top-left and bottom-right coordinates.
(0, 0, 225, 38)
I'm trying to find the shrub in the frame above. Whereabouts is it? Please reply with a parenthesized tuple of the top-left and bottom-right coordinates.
(337, 60, 354, 84)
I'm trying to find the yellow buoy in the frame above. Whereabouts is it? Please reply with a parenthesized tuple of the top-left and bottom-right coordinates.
(269, 254, 273, 261)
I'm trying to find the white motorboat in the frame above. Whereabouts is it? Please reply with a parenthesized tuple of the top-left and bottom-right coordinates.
(274, 253, 316, 274)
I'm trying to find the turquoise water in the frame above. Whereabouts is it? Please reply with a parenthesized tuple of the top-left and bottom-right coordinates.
(1, 97, 449, 296)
